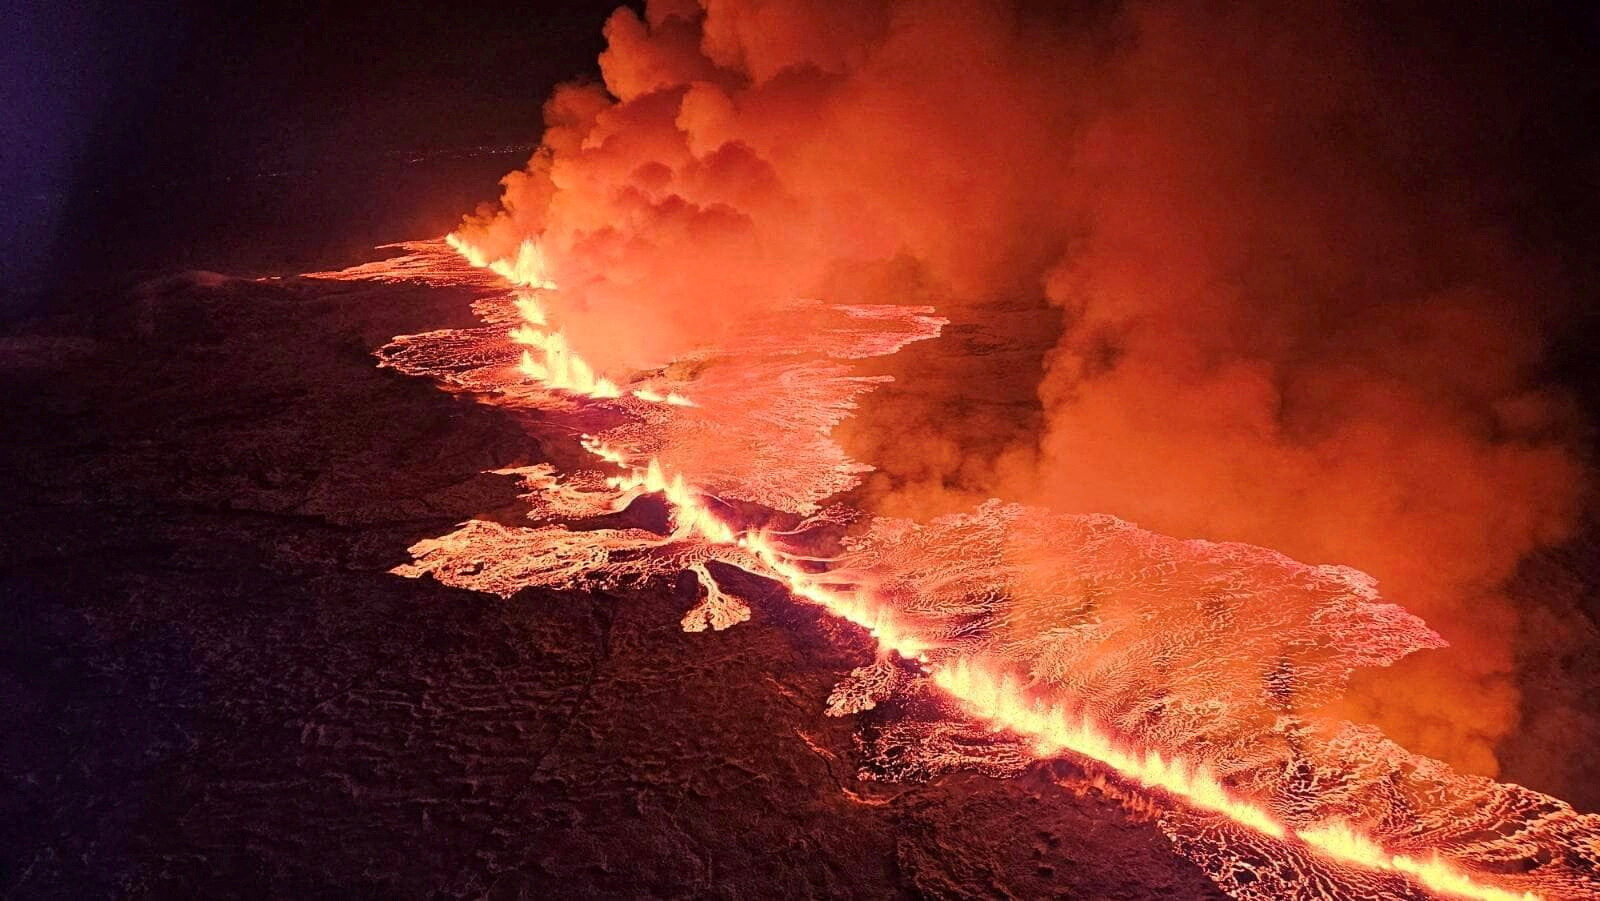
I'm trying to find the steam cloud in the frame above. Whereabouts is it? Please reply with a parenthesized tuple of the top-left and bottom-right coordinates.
(454, 0, 1589, 784)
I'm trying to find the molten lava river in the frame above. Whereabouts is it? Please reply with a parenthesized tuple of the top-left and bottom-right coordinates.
(308, 239, 1600, 900)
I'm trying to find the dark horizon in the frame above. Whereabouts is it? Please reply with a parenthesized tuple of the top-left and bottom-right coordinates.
(4, 1, 626, 300)
(7, 2, 1598, 296)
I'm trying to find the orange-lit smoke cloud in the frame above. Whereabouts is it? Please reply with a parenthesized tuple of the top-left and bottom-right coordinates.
(1004, 5, 1589, 778)
(456, 0, 1589, 782)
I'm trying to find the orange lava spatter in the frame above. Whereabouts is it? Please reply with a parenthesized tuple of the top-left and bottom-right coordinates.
(303, 239, 1600, 901)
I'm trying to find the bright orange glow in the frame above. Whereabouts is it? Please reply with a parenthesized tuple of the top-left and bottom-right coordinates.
(933, 658, 1286, 838)
(1298, 823, 1537, 901)
(516, 339, 622, 399)
(452, 233, 702, 406)
(446, 233, 556, 290)
(631, 387, 695, 406)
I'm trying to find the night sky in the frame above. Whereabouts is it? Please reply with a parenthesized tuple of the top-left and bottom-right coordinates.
(4, 1, 625, 302)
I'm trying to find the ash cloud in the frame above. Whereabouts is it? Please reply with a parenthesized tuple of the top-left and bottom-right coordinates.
(457, 0, 1592, 782)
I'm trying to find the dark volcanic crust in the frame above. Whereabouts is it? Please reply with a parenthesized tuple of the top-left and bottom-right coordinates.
(0, 273, 1225, 898)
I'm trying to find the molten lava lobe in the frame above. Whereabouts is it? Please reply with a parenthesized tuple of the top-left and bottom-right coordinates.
(826, 659, 907, 716)
(680, 562, 752, 632)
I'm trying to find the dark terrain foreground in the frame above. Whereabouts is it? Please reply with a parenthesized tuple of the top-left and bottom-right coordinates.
(0, 272, 1224, 898)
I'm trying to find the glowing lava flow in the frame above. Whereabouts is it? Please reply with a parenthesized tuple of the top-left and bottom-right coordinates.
(450, 235, 1542, 901)
(931, 661, 1541, 901)
(1297, 824, 1538, 901)
(573, 440, 1534, 901)
(320, 236, 1592, 901)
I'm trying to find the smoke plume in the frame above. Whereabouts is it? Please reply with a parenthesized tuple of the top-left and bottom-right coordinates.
(454, 0, 1590, 782)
